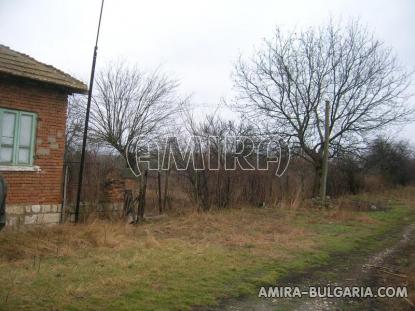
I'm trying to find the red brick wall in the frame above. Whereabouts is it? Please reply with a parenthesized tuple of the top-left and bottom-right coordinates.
(103, 179, 125, 203)
(0, 79, 68, 205)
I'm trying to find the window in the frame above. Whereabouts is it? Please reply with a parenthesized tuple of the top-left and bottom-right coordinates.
(0, 108, 37, 166)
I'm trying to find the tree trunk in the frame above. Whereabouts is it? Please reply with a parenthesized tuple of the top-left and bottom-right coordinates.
(137, 170, 148, 222)
(157, 171, 162, 214)
(224, 171, 231, 208)
(163, 169, 170, 211)
(313, 163, 322, 197)
(319, 100, 331, 206)
(216, 171, 221, 208)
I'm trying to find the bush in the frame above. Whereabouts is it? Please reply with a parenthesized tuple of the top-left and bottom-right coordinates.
(364, 137, 414, 186)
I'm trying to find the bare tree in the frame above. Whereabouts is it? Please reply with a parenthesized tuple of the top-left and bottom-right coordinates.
(91, 63, 179, 157)
(66, 95, 86, 154)
(233, 20, 413, 195)
(176, 107, 259, 210)
(90, 62, 182, 221)
(365, 137, 414, 186)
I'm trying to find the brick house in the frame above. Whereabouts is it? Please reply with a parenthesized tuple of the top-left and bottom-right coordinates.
(0, 44, 87, 227)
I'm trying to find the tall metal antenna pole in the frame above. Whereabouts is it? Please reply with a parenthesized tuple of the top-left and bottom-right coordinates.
(74, 0, 105, 223)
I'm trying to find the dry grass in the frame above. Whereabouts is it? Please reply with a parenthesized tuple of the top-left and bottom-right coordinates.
(351, 186, 415, 207)
(3, 187, 407, 263)
(0, 222, 140, 261)
(0, 206, 325, 310)
(0, 188, 414, 310)
(145, 207, 316, 259)
(0, 207, 315, 262)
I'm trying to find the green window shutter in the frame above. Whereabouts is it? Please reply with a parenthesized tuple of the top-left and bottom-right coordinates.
(0, 110, 17, 164)
(17, 113, 36, 165)
(0, 108, 37, 166)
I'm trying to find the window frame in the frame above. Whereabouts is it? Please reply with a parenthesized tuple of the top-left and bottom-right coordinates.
(0, 108, 37, 166)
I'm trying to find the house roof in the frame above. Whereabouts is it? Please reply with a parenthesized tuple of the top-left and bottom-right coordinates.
(0, 44, 88, 94)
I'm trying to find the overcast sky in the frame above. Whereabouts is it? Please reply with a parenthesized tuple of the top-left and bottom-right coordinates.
(1, 0, 414, 140)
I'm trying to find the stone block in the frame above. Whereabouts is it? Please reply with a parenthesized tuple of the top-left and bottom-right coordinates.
(25, 214, 39, 225)
(52, 204, 61, 212)
(31, 205, 41, 213)
(7, 205, 25, 215)
(42, 213, 60, 224)
(48, 135, 57, 143)
(36, 148, 50, 156)
(6, 216, 18, 226)
(41, 205, 51, 213)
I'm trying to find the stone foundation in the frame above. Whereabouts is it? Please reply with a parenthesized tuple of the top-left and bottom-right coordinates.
(5, 204, 61, 227)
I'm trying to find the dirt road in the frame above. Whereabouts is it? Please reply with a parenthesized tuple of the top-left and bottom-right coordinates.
(200, 223, 415, 311)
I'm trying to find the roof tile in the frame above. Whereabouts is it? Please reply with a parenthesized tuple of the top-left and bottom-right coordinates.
(0, 44, 88, 94)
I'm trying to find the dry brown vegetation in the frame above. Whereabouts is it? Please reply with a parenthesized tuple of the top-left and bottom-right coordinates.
(0, 207, 314, 262)
(0, 193, 401, 263)
(1, 188, 414, 310)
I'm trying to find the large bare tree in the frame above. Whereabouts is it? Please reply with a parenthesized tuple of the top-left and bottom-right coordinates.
(233, 20, 413, 194)
(90, 63, 180, 165)
(90, 62, 182, 221)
